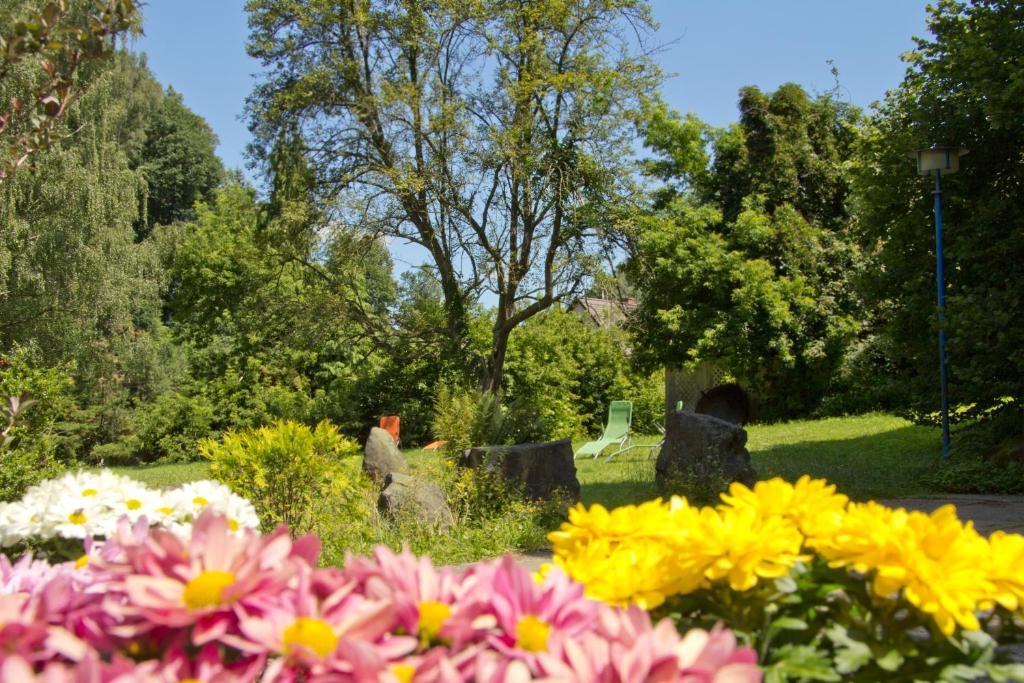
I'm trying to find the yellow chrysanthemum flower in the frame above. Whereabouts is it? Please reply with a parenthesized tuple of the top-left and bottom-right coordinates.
(812, 502, 991, 635)
(696, 505, 807, 591)
(720, 475, 848, 539)
(549, 496, 708, 608)
(987, 531, 1024, 612)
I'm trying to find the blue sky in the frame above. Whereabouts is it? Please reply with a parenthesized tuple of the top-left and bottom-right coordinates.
(136, 0, 931, 174)
(135, 0, 931, 272)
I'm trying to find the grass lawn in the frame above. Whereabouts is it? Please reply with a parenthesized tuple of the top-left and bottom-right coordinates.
(575, 412, 944, 507)
(109, 461, 209, 488)
(108, 412, 943, 505)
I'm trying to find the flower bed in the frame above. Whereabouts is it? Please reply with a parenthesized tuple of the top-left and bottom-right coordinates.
(550, 476, 1024, 681)
(0, 491, 759, 681)
(0, 470, 259, 547)
(5, 472, 1021, 681)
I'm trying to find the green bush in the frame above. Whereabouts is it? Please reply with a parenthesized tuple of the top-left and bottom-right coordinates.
(132, 391, 215, 463)
(504, 308, 664, 438)
(431, 385, 551, 454)
(317, 450, 564, 567)
(0, 441, 63, 503)
(0, 347, 74, 501)
(200, 419, 367, 535)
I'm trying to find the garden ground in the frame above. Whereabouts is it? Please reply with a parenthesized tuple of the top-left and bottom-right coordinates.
(109, 413, 1024, 562)
(116, 413, 944, 499)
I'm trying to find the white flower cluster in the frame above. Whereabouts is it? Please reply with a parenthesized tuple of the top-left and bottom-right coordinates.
(0, 470, 259, 546)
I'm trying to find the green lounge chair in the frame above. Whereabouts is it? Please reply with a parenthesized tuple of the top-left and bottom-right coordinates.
(574, 400, 632, 460)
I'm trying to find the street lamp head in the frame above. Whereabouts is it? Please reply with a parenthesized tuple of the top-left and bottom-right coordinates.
(915, 145, 967, 176)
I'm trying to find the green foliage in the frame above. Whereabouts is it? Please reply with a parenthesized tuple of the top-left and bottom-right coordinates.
(138, 87, 223, 233)
(853, 0, 1024, 435)
(927, 406, 1024, 494)
(0, 444, 63, 503)
(431, 309, 662, 449)
(0, 345, 72, 500)
(131, 391, 214, 463)
(430, 385, 539, 454)
(431, 385, 486, 456)
(246, 0, 662, 392)
(504, 307, 662, 436)
(318, 449, 563, 567)
(201, 419, 364, 535)
(662, 560, 1024, 683)
(0, 0, 140, 181)
(629, 86, 864, 418)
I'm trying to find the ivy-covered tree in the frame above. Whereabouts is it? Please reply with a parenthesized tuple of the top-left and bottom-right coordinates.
(854, 0, 1024, 434)
(628, 85, 864, 417)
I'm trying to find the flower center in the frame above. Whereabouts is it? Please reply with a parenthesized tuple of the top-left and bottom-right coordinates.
(417, 600, 451, 638)
(126, 499, 142, 510)
(75, 554, 90, 569)
(182, 570, 236, 610)
(390, 664, 415, 683)
(228, 518, 239, 532)
(515, 615, 551, 653)
(282, 617, 337, 659)
(192, 496, 208, 506)
(81, 489, 97, 497)
(67, 511, 87, 525)
(158, 506, 173, 515)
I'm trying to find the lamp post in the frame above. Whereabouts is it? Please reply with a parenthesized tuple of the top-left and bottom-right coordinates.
(914, 145, 965, 460)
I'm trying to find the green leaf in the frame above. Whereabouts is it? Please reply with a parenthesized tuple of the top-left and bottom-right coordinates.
(982, 663, 1024, 683)
(770, 617, 809, 631)
(774, 575, 798, 593)
(766, 644, 841, 682)
(876, 648, 905, 672)
(825, 624, 872, 674)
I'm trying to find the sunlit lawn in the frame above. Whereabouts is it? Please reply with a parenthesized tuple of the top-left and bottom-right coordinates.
(109, 461, 209, 488)
(109, 413, 944, 506)
(574, 413, 943, 506)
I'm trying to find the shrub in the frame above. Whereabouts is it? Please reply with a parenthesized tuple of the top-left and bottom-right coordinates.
(200, 419, 367, 535)
(318, 450, 565, 567)
(132, 391, 215, 463)
(431, 384, 553, 454)
(0, 346, 74, 501)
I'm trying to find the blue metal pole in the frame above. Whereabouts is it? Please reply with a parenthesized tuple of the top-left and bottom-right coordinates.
(933, 168, 951, 459)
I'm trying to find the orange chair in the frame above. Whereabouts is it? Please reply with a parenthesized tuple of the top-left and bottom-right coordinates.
(379, 416, 400, 446)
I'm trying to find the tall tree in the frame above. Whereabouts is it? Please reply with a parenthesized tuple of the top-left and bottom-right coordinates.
(628, 86, 863, 416)
(854, 0, 1024, 429)
(245, 0, 660, 392)
(139, 87, 224, 234)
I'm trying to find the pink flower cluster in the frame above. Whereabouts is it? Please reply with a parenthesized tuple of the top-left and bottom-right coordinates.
(0, 512, 761, 682)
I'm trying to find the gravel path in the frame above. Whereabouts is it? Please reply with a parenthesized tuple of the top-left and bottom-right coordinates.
(881, 494, 1024, 535)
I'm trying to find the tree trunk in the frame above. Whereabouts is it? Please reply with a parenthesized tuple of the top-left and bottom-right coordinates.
(481, 322, 511, 395)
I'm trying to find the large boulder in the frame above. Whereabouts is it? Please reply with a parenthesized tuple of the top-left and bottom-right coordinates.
(655, 410, 756, 495)
(460, 439, 580, 503)
(362, 427, 407, 486)
(378, 472, 454, 530)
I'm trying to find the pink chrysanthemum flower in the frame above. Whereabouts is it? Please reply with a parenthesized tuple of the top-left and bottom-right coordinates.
(344, 545, 482, 648)
(100, 511, 319, 646)
(535, 606, 761, 682)
(237, 563, 408, 680)
(0, 593, 95, 671)
(465, 556, 599, 670)
(135, 644, 263, 683)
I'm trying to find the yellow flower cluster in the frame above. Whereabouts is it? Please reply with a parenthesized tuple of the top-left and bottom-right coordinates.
(808, 501, 1024, 635)
(549, 476, 1024, 635)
